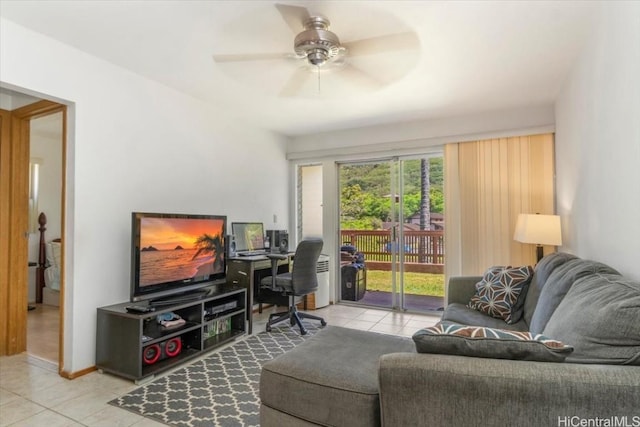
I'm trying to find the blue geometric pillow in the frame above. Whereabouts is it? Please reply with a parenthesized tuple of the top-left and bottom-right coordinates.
(468, 265, 534, 323)
(413, 321, 573, 362)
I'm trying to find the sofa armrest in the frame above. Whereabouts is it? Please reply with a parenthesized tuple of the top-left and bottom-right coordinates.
(446, 276, 481, 305)
(379, 353, 640, 427)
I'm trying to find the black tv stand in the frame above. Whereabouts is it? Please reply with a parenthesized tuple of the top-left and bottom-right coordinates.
(96, 285, 247, 382)
(149, 289, 211, 307)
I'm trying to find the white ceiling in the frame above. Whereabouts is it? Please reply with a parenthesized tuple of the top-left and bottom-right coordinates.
(0, 0, 599, 137)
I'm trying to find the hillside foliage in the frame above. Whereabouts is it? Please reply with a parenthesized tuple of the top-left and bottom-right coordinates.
(340, 157, 444, 230)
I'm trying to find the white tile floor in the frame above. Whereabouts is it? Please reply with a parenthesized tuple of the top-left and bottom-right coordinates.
(0, 304, 441, 426)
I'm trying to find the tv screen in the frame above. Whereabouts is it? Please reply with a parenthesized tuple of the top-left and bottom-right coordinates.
(232, 222, 265, 252)
(131, 212, 227, 303)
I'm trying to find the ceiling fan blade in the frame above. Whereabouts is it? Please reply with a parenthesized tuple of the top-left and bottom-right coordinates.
(213, 53, 291, 63)
(275, 3, 311, 34)
(279, 67, 311, 97)
(337, 63, 386, 90)
(342, 32, 420, 56)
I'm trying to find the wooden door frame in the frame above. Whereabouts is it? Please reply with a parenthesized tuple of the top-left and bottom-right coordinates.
(0, 100, 66, 374)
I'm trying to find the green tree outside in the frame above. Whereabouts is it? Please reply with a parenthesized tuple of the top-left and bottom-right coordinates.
(340, 157, 443, 230)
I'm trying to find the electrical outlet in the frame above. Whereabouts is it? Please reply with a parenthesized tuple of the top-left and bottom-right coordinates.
(273, 214, 278, 223)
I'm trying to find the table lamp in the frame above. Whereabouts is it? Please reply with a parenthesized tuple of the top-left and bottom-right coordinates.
(514, 214, 562, 262)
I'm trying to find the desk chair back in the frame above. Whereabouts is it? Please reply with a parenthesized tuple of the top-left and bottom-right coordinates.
(291, 238, 323, 296)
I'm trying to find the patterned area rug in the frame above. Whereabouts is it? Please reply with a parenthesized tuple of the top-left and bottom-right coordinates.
(109, 322, 321, 426)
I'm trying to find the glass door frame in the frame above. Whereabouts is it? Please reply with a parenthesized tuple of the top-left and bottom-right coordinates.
(389, 156, 402, 310)
(337, 156, 408, 310)
(337, 152, 442, 313)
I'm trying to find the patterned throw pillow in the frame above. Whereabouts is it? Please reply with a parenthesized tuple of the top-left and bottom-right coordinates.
(412, 321, 573, 362)
(468, 265, 534, 323)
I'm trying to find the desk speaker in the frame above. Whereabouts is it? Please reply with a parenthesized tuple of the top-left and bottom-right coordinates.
(226, 235, 236, 257)
(267, 230, 288, 253)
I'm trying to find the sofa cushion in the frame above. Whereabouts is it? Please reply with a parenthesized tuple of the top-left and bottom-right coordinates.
(529, 259, 620, 334)
(260, 326, 415, 427)
(522, 252, 578, 327)
(413, 322, 573, 362)
(468, 265, 533, 323)
(441, 303, 529, 331)
(412, 321, 573, 362)
(543, 273, 640, 365)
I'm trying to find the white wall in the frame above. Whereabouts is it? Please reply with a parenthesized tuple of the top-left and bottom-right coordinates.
(288, 105, 555, 160)
(1, 18, 290, 373)
(555, 2, 640, 280)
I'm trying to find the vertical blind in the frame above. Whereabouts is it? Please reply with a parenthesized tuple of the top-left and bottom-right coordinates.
(444, 133, 555, 280)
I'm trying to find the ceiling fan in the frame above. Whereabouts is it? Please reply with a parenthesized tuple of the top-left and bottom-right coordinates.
(212, 3, 420, 97)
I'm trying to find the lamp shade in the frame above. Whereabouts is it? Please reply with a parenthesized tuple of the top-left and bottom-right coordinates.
(514, 214, 562, 246)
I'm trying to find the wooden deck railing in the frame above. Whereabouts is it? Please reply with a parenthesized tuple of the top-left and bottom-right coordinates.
(340, 229, 445, 273)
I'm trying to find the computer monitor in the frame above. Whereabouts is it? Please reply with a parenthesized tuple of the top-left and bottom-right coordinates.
(232, 222, 265, 252)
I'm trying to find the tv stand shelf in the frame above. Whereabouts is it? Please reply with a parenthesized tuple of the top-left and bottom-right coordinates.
(96, 285, 246, 382)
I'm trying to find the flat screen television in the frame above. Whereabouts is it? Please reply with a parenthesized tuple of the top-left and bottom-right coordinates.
(130, 212, 227, 304)
(231, 222, 265, 252)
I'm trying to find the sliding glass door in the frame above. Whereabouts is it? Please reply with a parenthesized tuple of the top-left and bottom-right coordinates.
(338, 155, 444, 312)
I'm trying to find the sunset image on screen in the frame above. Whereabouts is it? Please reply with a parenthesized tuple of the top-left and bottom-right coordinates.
(139, 217, 225, 286)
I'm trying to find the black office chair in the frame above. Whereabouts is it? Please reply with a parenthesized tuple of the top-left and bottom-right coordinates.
(260, 238, 326, 335)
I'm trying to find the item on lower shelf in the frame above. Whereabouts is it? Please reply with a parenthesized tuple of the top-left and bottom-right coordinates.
(203, 318, 232, 339)
(207, 305, 226, 316)
(142, 337, 182, 365)
(205, 300, 238, 318)
(161, 318, 186, 328)
(156, 312, 186, 328)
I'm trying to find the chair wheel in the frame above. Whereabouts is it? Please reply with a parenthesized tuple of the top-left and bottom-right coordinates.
(266, 325, 272, 332)
(321, 320, 327, 326)
(300, 329, 307, 335)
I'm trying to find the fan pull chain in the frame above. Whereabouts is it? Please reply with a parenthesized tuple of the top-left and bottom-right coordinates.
(317, 65, 321, 94)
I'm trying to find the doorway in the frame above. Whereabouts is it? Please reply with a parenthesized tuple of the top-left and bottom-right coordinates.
(0, 88, 66, 370)
(338, 155, 445, 313)
(27, 112, 64, 364)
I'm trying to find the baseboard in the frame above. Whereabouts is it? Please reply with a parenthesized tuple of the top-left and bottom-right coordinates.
(26, 354, 57, 373)
(60, 365, 96, 380)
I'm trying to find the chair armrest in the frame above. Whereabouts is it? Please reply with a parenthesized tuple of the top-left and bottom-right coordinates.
(379, 353, 640, 427)
(446, 276, 481, 305)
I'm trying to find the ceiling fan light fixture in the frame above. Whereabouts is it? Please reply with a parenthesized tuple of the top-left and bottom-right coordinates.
(306, 48, 328, 66)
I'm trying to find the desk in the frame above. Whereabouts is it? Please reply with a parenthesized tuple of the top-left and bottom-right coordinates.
(227, 254, 291, 334)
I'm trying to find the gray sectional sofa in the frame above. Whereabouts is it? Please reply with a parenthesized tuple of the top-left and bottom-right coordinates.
(260, 252, 640, 426)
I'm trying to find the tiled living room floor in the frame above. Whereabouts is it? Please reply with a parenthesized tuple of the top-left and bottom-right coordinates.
(253, 303, 442, 338)
(0, 304, 440, 426)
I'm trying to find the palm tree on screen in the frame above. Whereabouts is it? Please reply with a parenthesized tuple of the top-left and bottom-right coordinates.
(192, 233, 224, 270)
